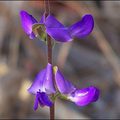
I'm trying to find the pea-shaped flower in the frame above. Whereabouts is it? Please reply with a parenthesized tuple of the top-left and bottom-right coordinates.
(28, 63, 99, 110)
(28, 63, 55, 110)
(20, 10, 94, 42)
(53, 66, 99, 106)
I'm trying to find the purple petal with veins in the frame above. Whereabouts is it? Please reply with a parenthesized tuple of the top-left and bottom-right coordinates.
(46, 28, 72, 42)
(39, 92, 53, 107)
(34, 92, 53, 111)
(33, 94, 39, 110)
(28, 63, 55, 94)
(40, 14, 64, 28)
(43, 63, 56, 94)
(54, 66, 75, 94)
(69, 14, 94, 38)
(28, 69, 46, 94)
(45, 15, 65, 28)
(68, 86, 99, 106)
(20, 10, 38, 39)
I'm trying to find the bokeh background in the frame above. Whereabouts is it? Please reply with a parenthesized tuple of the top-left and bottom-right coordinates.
(0, 1, 120, 119)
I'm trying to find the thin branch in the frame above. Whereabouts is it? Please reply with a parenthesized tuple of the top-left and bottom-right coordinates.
(44, 0, 55, 119)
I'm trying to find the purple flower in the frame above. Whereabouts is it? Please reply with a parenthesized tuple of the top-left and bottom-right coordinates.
(54, 66, 99, 106)
(20, 10, 94, 42)
(28, 63, 99, 110)
(28, 63, 55, 110)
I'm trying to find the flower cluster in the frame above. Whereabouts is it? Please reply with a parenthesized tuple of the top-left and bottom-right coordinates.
(28, 63, 99, 110)
(20, 10, 99, 110)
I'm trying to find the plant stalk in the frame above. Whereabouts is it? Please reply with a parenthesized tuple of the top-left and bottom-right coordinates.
(47, 34, 55, 120)
(44, 0, 55, 119)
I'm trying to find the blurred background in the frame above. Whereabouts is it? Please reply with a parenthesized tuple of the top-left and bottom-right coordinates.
(0, 0, 120, 119)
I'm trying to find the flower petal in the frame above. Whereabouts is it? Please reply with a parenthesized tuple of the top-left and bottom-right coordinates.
(34, 92, 52, 110)
(43, 63, 56, 94)
(40, 92, 53, 107)
(46, 28, 72, 42)
(40, 14, 72, 42)
(69, 14, 94, 38)
(33, 95, 39, 110)
(45, 15, 65, 28)
(28, 69, 46, 94)
(40, 14, 64, 28)
(91, 87, 100, 102)
(29, 32, 36, 39)
(68, 86, 99, 106)
(54, 66, 75, 94)
(28, 63, 56, 94)
(39, 13, 45, 24)
(20, 10, 38, 39)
